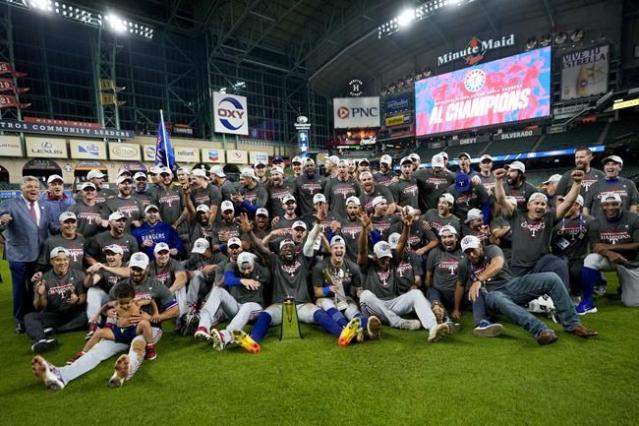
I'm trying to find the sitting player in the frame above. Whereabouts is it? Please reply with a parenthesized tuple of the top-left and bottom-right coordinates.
(70, 282, 159, 363)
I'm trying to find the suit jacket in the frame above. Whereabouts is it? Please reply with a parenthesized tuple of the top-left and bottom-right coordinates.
(0, 197, 51, 262)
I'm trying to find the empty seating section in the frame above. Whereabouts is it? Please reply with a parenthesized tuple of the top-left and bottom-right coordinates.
(537, 123, 605, 151)
(489, 136, 539, 155)
(604, 120, 638, 144)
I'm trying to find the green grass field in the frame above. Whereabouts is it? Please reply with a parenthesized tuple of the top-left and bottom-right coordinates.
(0, 259, 638, 426)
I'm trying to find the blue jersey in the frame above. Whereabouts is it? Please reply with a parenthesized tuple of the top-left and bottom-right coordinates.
(132, 221, 183, 258)
(39, 191, 75, 234)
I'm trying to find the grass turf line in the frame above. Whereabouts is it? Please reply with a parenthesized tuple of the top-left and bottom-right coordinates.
(0, 259, 638, 425)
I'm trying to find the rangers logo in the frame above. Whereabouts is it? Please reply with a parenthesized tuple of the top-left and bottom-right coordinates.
(521, 220, 545, 237)
(281, 260, 302, 276)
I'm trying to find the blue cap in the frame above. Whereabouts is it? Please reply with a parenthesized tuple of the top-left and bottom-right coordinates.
(455, 173, 471, 193)
(272, 156, 284, 163)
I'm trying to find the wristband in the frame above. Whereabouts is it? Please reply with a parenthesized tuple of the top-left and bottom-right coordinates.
(322, 286, 332, 297)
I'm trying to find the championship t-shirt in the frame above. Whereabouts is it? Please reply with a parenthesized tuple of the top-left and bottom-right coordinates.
(362, 261, 397, 301)
(414, 168, 455, 211)
(508, 210, 556, 269)
(224, 262, 269, 305)
(269, 253, 314, 304)
(109, 276, 177, 312)
(588, 211, 639, 261)
(427, 247, 462, 292)
(359, 184, 394, 214)
(38, 234, 86, 270)
(324, 178, 359, 218)
(390, 177, 419, 210)
(551, 214, 591, 259)
(191, 184, 222, 208)
(150, 258, 185, 288)
(102, 196, 143, 231)
(395, 252, 423, 294)
(41, 269, 86, 313)
(556, 167, 604, 197)
(504, 181, 538, 211)
(457, 245, 512, 291)
(153, 186, 184, 226)
(87, 231, 139, 262)
(422, 209, 461, 235)
(68, 200, 103, 238)
(311, 258, 362, 300)
(294, 175, 326, 216)
(584, 177, 639, 219)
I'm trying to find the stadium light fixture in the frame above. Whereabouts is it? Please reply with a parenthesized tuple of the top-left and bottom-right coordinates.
(2, 0, 154, 40)
(397, 9, 415, 28)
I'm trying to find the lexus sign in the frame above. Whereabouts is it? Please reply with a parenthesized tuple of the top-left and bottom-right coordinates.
(213, 92, 249, 135)
(333, 96, 380, 129)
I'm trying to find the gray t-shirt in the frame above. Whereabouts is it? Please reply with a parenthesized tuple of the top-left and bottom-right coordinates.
(38, 234, 86, 271)
(224, 261, 269, 305)
(504, 181, 538, 211)
(359, 184, 394, 214)
(551, 214, 591, 260)
(588, 211, 639, 262)
(362, 261, 397, 301)
(101, 196, 144, 232)
(556, 167, 604, 197)
(584, 177, 639, 220)
(87, 231, 139, 262)
(153, 186, 184, 226)
(422, 209, 461, 235)
(338, 216, 363, 262)
(268, 253, 314, 304)
(267, 182, 295, 219)
(325, 178, 359, 218)
(390, 177, 419, 210)
(68, 200, 104, 238)
(508, 210, 556, 270)
(149, 258, 185, 288)
(395, 252, 423, 294)
(294, 174, 326, 216)
(41, 269, 86, 313)
(457, 245, 512, 291)
(427, 247, 462, 292)
(191, 184, 222, 208)
(414, 168, 455, 211)
(109, 276, 176, 312)
(311, 258, 362, 300)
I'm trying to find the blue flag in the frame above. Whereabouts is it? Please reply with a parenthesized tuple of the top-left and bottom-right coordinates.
(155, 111, 176, 169)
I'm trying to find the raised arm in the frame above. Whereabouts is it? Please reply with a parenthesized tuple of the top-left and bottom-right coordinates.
(239, 212, 271, 259)
(357, 211, 372, 267)
(396, 209, 414, 256)
(493, 168, 514, 218)
(303, 223, 323, 257)
(555, 170, 584, 219)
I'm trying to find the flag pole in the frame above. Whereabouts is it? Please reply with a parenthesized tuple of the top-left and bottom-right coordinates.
(160, 109, 170, 168)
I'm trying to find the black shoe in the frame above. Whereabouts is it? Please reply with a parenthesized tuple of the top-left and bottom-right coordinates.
(15, 322, 25, 334)
(43, 327, 55, 338)
(31, 338, 57, 353)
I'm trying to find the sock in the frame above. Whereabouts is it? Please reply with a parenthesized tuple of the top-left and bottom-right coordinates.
(313, 310, 342, 337)
(326, 308, 348, 328)
(581, 266, 599, 302)
(249, 312, 272, 342)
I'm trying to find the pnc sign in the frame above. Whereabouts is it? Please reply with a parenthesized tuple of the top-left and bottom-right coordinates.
(213, 92, 248, 135)
(333, 96, 380, 129)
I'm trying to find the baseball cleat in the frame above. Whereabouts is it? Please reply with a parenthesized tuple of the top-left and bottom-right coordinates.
(108, 354, 130, 388)
(427, 323, 449, 342)
(399, 319, 422, 331)
(367, 315, 382, 340)
(31, 355, 65, 391)
(194, 326, 211, 342)
(431, 302, 445, 324)
(210, 328, 225, 351)
(232, 329, 261, 353)
(338, 318, 362, 346)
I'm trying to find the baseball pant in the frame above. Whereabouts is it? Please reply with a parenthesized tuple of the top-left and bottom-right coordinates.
(265, 302, 319, 325)
(198, 287, 262, 332)
(359, 289, 437, 330)
(59, 327, 163, 384)
(86, 287, 109, 320)
(186, 271, 212, 311)
(316, 297, 361, 320)
(24, 310, 87, 343)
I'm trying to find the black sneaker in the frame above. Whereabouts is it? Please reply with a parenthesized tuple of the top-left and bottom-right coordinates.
(31, 338, 57, 353)
(44, 327, 55, 338)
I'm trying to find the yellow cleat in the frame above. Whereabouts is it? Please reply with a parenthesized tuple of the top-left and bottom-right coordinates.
(338, 318, 362, 346)
(232, 329, 261, 353)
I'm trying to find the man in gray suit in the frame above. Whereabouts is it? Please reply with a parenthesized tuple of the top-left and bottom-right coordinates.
(0, 176, 53, 333)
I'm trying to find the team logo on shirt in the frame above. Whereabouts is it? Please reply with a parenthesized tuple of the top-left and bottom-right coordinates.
(281, 260, 302, 276)
(376, 269, 391, 287)
(48, 283, 75, 296)
(581, 178, 598, 192)
(427, 177, 449, 190)
(78, 211, 101, 225)
(397, 261, 413, 278)
(118, 205, 139, 218)
(67, 248, 84, 262)
(596, 189, 628, 201)
(334, 184, 356, 199)
(342, 224, 361, 240)
(403, 184, 418, 197)
(302, 182, 322, 195)
(159, 194, 180, 207)
(194, 194, 210, 205)
(520, 220, 545, 237)
(600, 231, 630, 245)
(438, 259, 459, 276)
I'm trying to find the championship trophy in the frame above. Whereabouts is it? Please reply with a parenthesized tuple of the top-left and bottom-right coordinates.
(280, 296, 303, 340)
(323, 267, 348, 311)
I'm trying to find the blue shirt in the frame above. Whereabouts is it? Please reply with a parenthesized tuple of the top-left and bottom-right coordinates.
(132, 221, 183, 258)
(39, 191, 75, 234)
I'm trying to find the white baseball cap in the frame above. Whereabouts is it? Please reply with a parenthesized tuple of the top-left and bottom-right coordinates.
(191, 168, 208, 179)
(373, 241, 392, 259)
(191, 238, 210, 254)
(237, 252, 256, 268)
(457, 152, 472, 162)
(313, 193, 326, 204)
(133, 172, 147, 180)
(292, 156, 303, 164)
(328, 155, 340, 165)
(465, 208, 484, 223)
(49, 246, 69, 259)
(439, 193, 454, 206)
(345, 196, 360, 206)
(575, 195, 584, 206)
(81, 182, 96, 191)
(528, 192, 548, 204)
(117, 175, 133, 185)
(256, 207, 269, 217)
(438, 225, 458, 236)
(543, 174, 562, 185)
(227, 237, 242, 248)
(87, 169, 105, 180)
(59, 211, 77, 223)
(108, 211, 126, 222)
(438, 151, 449, 160)
(400, 156, 412, 166)
(221, 200, 235, 213)
(506, 161, 526, 174)
(270, 167, 284, 176)
(47, 174, 63, 184)
(144, 204, 159, 213)
(282, 194, 296, 204)
(409, 153, 421, 163)
(159, 166, 172, 175)
(388, 232, 401, 250)
(292, 220, 307, 230)
(380, 155, 392, 165)
(104, 244, 124, 255)
(460, 235, 482, 252)
(431, 154, 445, 168)
(149, 166, 161, 174)
(196, 204, 210, 213)
(279, 239, 295, 250)
(602, 155, 623, 167)
(210, 165, 226, 177)
(240, 168, 257, 180)
(601, 192, 622, 204)
(253, 160, 267, 168)
(479, 154, 494, 163)
(176, 167, 191, 175)
(358, 158, 370, 166)
(304, 157, 315, 165)
(129, 252, 150, 269)
(371, 196, 387, 208)
(153, 242, 170, 254)
(329, 235, 345, 247)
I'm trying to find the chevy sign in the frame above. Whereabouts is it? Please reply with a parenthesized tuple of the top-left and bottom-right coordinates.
(213, 92, 249, 135)
(333, 96, 380, 129)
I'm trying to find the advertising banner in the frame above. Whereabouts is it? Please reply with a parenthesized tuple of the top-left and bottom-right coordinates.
(225, 149, 248, 164)
(0, 135, 22, 157)
(25, 137, 67, 158)
(0, 119, 134, 139)
(108, 143, 140, 161)
(249, 151, 269, 165)
(383, 94, 411, 116)
(202, 148, 223, 164)
(142, 144, 156, 162)
(333, 96, 380, 129)
(213, 92, 249, 135)
(174, 146, 200, 163)
(415, 47, 551, 136)
(561, 45, 609, 100)
(69, 140, 107, 160)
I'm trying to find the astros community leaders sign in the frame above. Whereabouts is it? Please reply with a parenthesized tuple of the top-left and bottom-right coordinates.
(0, 119, 134, 139)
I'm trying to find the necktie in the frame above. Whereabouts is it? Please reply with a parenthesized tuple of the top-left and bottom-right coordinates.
(29, 202, 38, 225)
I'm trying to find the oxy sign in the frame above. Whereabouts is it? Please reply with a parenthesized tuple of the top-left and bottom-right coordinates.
(213, 92, 249, 135)
(333, 96, 380, 129)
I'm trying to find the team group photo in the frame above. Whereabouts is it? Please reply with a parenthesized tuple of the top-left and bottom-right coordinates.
(0, 0, 637, 425)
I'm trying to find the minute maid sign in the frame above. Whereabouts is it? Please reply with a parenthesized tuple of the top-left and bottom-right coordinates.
(437, 34, 515, 66)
